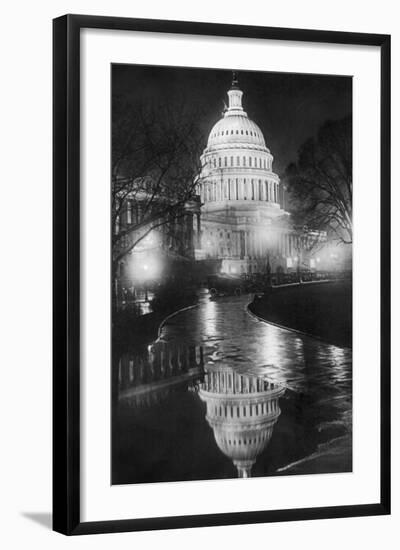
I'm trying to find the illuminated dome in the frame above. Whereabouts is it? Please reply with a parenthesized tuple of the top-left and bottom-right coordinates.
(207, 112, 267, 151)
(195, 72, 289, 278)
(205, 75, 268, 152)
(198, 73, 280, 210)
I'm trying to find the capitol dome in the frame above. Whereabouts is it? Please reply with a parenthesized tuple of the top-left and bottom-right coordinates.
(205, 75, 268, 152)
(196, 73, 290, 278)
(198, 73, 281, 210)
(207, 112, 267, 150)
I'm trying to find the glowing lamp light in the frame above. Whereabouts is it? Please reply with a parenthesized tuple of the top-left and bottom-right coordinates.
(316, 257, 321, 263)
(293, 256, 298, 262)
(140, 260, 159, 279)
(130, 254, 162, 282)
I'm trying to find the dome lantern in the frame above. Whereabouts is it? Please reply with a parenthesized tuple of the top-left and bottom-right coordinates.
(204, 74, 268, 149)
(226, 87, 245, 115)
(226, 71, 245, 116)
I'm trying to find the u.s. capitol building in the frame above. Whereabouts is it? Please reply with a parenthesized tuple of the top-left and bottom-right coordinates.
(196, 74, 310, 275)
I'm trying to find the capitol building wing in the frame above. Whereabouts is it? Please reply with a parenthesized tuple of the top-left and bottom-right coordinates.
(196, 75, 300, 275)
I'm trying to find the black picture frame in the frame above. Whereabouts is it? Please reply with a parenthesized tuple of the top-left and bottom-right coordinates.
(53, 14, 391, 535)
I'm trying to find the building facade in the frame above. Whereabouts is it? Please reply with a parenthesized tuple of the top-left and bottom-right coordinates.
(196, 75, 315, 275)
(113, 182, 201, 306)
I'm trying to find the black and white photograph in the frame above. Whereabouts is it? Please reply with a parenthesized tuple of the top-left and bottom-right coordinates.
(0, 0, 395, 545)
(111, 65, 353, 485)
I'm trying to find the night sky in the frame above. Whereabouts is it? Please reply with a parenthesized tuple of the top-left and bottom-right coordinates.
(112, 64, 352, 177)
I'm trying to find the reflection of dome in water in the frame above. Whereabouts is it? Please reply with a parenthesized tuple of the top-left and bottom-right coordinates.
(199, 367, 285, 478)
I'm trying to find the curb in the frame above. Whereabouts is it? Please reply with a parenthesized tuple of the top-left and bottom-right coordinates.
(157, 303, 199, 339)
(269, 278, 339, 290)
(246, 301, 316, 340)
(246, 299, 350, 350)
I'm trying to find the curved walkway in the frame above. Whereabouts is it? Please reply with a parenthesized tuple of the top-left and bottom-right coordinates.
(159, 292, 352, 399)
(114, 291, 352, 481)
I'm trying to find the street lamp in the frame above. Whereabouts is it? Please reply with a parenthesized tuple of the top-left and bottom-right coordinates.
(129, 251, 162, 304)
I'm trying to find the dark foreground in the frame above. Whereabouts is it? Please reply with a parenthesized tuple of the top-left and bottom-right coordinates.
(112, 292, 352, 484)
(249, 281, 352, 348)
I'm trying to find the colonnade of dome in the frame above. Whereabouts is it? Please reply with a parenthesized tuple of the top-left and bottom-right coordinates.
(198, 171, 280, 205)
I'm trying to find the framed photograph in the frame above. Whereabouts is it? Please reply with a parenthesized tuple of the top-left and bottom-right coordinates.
(53, 14, 390, 535)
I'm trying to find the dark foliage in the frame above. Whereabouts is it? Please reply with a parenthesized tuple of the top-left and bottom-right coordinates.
(112, 95, 207, 269)
(285, 116, 352, 244)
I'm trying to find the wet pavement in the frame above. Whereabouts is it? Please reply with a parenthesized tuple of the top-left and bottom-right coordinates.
(112, 291, 352, 484)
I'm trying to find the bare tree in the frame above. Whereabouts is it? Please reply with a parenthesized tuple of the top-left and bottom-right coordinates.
(284, 115, 352, 244)
(112, 95, 206, 274)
